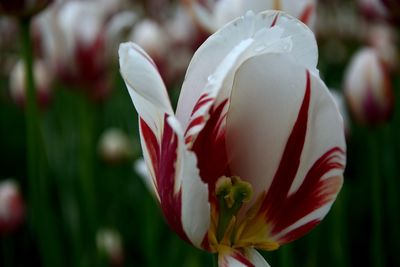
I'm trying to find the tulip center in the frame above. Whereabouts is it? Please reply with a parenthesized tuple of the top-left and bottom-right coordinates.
(215, 176, 252, 243)
(210, 176, 280, 252)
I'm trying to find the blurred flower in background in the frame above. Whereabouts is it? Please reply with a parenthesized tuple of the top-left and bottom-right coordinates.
(9, 59, 53, 108)
(129, 4, 204, 86)
(344, 47, 394, 126)
(98, 128, 133, 165)
(97, 228, 124, 267)
(0, 179, 25, 235)
(120, 10, 346, 265)
(0, 0, 52, 17)
(182, 0, 316, 33)
(34, 0, 136, 101)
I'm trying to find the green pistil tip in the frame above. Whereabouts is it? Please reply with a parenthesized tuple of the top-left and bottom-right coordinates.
(215, 176, 254, 242)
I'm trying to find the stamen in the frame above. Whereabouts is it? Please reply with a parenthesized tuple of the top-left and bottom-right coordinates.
(215, 176, 253, 243)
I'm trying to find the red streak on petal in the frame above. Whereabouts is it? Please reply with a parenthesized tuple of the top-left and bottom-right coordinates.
(270, 13, 280, 27)
(277, 219, 320, 244)
(140, 118, 160, 182)
(140, 116, 191, 244)
(299, 4, 314, 25)
(184, 116, 206, 136)
(191, 94, 214, 116)
(192, 99, 230, 204)
(271, 147, 344, 237)
(260, 71, 311, 219)
(232, 250, 255, 267)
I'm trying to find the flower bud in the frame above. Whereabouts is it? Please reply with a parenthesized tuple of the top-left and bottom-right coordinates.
(0, 179, 25, 235)
(97, 228, 124, 267)
(0, 0, 52, 17)
(366, 23, 398, 71)
(10, 59, 53, 108)
(344, 48, 394, 125)
(98, 128, 133, 165)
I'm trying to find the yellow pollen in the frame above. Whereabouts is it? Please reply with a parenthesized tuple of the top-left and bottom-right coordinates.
(210, 176, 280, 253)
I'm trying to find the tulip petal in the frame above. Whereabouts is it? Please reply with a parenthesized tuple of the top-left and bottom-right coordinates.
(176, 10, 317, 142)
(119, 42, 173, 139)
(226, 53, 345, 243)
(218, 248, 270, 267)
(166, 116, 211, 248)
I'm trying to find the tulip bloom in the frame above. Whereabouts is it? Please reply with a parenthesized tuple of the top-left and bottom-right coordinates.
(183, 0, 316, 33)
(0, 180, 25, 234)
(10, 59, 53, 108)
(35, 0, 136, 101)
(344, 47, 394, 125)
(120, 10, 346, 266)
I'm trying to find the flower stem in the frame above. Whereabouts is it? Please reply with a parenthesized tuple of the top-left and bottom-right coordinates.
(279, 245, 293, 267)
(77, 95, 97, 261)
(368, 132, 385, 267)
(212, 253, 218, 267)
(20, 17, 63, 267)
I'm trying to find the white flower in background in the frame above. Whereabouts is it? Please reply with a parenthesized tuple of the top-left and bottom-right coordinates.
(97, 228, 124, 267)
(0, 179, 25, 235)
(366, 23, 398, 71)
(119, 10, 345, 266)
(10, 59, 53, 108)
(34, 0, 136, 100)
(183, 0, 316, 33)
(344, 47, 394, 125)
(98, 128, 133, 165)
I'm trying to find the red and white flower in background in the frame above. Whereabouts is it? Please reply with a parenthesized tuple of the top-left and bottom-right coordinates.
(359, 0, 400, 24)
(120, 10, 346, 266)
(130, 5, 204, 87)
(344, 47, 394, 126)
(0, 180, 25, 235)
(366, 23, 398, 71)
(182, 0, 316, 33)
(34, 0, 136, 101)
(10, 59, 53, 108)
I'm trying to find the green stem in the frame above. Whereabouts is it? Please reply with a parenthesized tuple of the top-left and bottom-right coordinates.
(20, 17, 63, 267)
(380, 126, 400, 266)
(330, 189, 348, 267)
(212, 253, 218, 267)
(279, 245, 293, 267)
(2, 236, 13, 267)
(77, 96, 97, 262)
(368, 133, 385, 267)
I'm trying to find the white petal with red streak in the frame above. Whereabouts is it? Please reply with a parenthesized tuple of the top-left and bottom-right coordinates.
(288, 70, 346, 195)
(119, 42, 173, 139)
(218, 248, 270, 267)
(226, 53, 344, 210)
(176, 10, 318, 133)
(245, 248, 271, 267)
(167, 116, 210, 248)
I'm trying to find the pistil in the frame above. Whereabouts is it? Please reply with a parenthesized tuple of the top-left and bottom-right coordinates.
(215, 176, 253, 243)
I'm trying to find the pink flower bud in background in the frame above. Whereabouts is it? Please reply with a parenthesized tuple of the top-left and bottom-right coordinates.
(344, 48, 394, 126)
(97, 228, 124, 267)
(366, 23, 398, 71)
(98, 128, 133, 165)
(0, 180, 25, 235)
(10, 59, 53, 108)
(0, 0, 53, 17)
